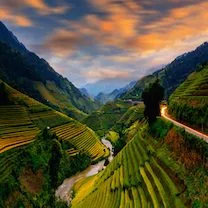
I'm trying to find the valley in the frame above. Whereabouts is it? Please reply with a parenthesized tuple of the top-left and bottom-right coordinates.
(0, 18, 208, 208)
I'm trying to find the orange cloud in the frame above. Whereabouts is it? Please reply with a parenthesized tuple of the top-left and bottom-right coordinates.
(40, 29, 86, 57)
(83, 69, 130, 81)
(23, 0, 69, 15)
(0, 0, 69, 27)
(40, 0, 208, 57)
(0, 9, 32, 27)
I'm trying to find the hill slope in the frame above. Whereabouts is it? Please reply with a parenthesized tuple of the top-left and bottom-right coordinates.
(82, 100, 132, 136)
(71, 122, 184, 208)
(121, 42, 208, 100)
(0, 21, 98, 120)
(0, 80, 108, 159)
(168, 67, 208, 133)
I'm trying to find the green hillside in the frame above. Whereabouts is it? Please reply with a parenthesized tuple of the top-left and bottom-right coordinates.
(82, 100, 132, 136)
(71, 122, 184, 208)
(0, 24, 100, 120)
(106, 104, 145, 153)
(0, 81, 108, 207)
(121, 42, 208, 100)
(0, 80, 108, 159)
(168, 67, 208, 133)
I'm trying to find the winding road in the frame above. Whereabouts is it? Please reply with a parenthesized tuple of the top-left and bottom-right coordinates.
(161, 106, 208, 143)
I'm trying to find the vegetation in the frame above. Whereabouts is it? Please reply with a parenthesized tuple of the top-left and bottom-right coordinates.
(149, 118, 208, 207)
(0, 81, 107, 160)
(0, 82, 10, 104)
(0, 40, 99, 120)
(71, 121, 185, 208)
(121, 42, 208, 100)
(82, 100, 132, 136)
(108, 104, 145, 154)
(142, 80, 164, 123)
(0, 130, 91, 207)
(168, 67, 208, 133)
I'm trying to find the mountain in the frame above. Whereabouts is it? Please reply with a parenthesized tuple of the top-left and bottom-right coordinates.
(0, 80, 108, 207)
(0, 21, 99, 120)
(121, 42, 208, 100)
(84, 78, 133, 97)
(168, 65, 208, 133)
(79, 88, 91, 98)
(95, 81, 136, 104)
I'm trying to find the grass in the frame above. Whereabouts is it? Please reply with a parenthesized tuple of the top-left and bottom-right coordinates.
(106, 131, 119, 143)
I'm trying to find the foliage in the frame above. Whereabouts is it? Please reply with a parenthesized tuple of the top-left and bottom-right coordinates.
(106, 131, 119, 143)
(0, 82, 10, 104)
(82, 100, 132, 136)
(49, 138, 63, 189)
(142, 80, 164, 123)
(0, 129, 92, 207)
(168, 67, 208, 133)
(149, 118, 208, 206)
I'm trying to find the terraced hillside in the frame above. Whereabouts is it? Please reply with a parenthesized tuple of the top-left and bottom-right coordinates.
(0, 81, 108, 159)
(82, 100, 132, 136)
(0, 105, 39, 153)
(112, 104, 145, 132)
(168, 67, 208, 133)
(71, 123, 184, 208)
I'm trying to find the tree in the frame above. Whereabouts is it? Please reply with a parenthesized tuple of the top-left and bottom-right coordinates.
(49, 138, 63, 189)
(0, 82, 10, 104)
(142, 80, 164, 124)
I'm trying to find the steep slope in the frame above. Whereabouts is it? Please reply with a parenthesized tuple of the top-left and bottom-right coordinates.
(0, 80, 108, 159)
(0, 21, 98, 120)
(168, 67, 208, 133)
(121, 42, 208, 100)
(71, 122, 184, 208)
(0, 80, 108, 207)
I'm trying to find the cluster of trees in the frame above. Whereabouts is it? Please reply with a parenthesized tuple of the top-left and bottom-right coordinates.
(168, 102, 208, 133)
(142, 80, 164, 124)
(0, 82, 10, 104)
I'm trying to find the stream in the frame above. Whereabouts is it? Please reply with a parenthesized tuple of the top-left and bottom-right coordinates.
(55, 138, 114, 204)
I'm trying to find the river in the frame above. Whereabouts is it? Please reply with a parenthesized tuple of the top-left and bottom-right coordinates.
(55, 138, 114, 204)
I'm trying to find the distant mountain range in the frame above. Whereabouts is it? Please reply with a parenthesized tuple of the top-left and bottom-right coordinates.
(95, 81, 136, 104)
(83, 78, 134, 97)
(121, 42, 208, 100)
(0, 21, 99, 120)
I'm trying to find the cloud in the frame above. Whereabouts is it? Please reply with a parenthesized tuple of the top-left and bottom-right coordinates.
(83, 69, 131, 82)
(0, 0, 70, 27)
(37, 29, 85, 57)
(0, 9, 32, 27)
(23, 0, 69, 15)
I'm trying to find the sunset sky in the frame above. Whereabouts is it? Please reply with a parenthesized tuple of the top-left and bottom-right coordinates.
(1, 0, 208, 88)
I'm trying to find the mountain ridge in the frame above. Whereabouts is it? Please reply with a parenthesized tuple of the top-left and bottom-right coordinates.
(121, 42, 208, 100)
(0, 21, 99, 120)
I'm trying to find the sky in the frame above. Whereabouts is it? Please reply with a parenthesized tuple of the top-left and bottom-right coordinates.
(1, 0, 208, 89)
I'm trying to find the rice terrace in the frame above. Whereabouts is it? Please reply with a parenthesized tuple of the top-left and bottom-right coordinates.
(0, 1, 208, 207)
